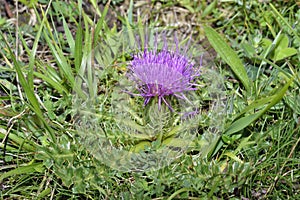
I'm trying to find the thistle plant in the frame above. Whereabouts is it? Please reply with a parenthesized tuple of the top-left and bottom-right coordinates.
(74, 27, 225, 172)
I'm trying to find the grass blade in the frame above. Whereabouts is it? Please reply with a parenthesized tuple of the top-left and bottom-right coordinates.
(93, 0, 110, 44)
(270, 3, 300, 42)
(0, 163, 44, 182)
(1, 34, 56, 143)
(27, 2, 52, 91)
(224, 76, 294, 136)
(204, 25, 250, 91)
(74, 20, 83, 73)
(62, 16, 75, 55)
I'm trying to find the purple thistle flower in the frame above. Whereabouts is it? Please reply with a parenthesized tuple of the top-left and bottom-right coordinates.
(127, 31, 201, 110)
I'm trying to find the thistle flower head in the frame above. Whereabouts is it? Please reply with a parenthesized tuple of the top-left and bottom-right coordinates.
(127, 31, 201, 110)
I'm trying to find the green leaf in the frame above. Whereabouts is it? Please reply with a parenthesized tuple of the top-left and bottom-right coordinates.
(28, 3, 52, 91)
(0, 163, 44, 182)
(201, 0, 217, 18)
(234, 95, 273, 120)
(41, 8, 75, 88)
(62, 16, 75, 55)
(130, 140, 151, 152)
(204, 26, 250, 91)
(115, 118, 150, 140)
(93, 0, 110, 44)
(224, 112, 261, 136)
(273, 48, 298, 62)
(261, 31, 283, 64)
(261, 38, 272, 49)
(19, 0, 38, 7)
(74, 20, 83, 73)
(223, 152, 243, 163)
(241, 42, 256, 57)
(162, 137, 191, 148)
(224, 76, 294, 136)
(43, 32, 75, 87)
(234, 134, 255, 154)
(33, 71, 68, 94)
(89, 0, 103, 17)
(37, 188, 51, 199)
(276, 34, 289, 50)
(127, 0, 134, 24)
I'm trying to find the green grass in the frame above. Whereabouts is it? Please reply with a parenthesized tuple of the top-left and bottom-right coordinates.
(0, 0, 300, 199)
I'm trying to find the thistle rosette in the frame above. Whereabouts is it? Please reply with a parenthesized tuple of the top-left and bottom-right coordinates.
(73, 27, 226, 172)
(127, 33, 201, 110)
